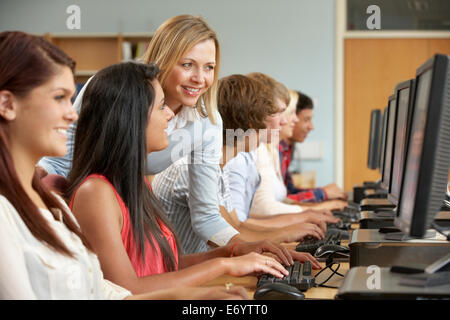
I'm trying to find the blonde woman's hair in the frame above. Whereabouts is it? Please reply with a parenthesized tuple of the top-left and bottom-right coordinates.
(284, 89, 299, 116)
(142, 14, 220, 124)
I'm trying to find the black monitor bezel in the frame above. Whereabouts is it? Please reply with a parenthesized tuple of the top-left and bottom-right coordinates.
(378, 106, 388, 175)
(380, 94, 397, 191)
(387, 79, 416, 206)
(394, 54, 450, 237)
(367, 109, 383, 170)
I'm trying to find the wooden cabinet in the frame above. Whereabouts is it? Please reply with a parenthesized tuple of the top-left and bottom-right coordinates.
(44, 33, 153, 83)
(344, 38, 450, 191)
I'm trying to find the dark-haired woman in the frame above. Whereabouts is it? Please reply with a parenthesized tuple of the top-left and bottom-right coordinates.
(0, 31, 248, 300)
(66, 61, 292, 295)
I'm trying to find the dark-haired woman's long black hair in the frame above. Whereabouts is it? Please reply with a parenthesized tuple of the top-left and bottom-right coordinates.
(66, 62, 180, 271)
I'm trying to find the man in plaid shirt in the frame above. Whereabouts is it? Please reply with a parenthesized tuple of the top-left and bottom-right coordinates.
(279, 91, 346, 203)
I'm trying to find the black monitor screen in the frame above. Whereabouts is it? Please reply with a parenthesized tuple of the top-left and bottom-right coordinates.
(367, 109, 382, 170)
(389, 85, 412, 203)
(397, 70, 432, 229)
(381, 97, 396, 190)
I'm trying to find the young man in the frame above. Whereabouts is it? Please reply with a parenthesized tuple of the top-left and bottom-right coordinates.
(152, 74, 337, 257)
(279, 91, 347, 204)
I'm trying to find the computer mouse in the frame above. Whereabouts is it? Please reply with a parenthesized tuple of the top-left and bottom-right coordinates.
(253, 282, 305, 300)
(314, 244, 350, 259)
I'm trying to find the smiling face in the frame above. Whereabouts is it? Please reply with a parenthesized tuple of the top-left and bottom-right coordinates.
(163, 39, 216, 112)
(4, 66, 78, 160)
(291, 108, 314, 143)
(146, 79, 175, 153)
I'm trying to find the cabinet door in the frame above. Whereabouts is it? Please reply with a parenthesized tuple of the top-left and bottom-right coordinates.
(343, 38, 450, 191)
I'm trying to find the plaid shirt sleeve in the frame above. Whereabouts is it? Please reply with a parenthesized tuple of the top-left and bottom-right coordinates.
(279, 142, 327, 203)
(287, 187, 327, 203)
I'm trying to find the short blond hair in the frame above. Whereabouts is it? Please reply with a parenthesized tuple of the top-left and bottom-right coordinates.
(143, 15, 221, 124)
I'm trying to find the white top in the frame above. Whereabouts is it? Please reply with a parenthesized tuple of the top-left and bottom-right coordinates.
(249, 144, 303, 216)
(0, 194, 131, 300)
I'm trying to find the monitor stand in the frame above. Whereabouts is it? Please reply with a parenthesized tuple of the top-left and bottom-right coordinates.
(360, 198, 396, 211)
(353, 181, 381, 203)
(364, 188, 388, 199)
(336, 265, 450, 299)
(349, 228, 450, 268)
(359, 211, 450, 229)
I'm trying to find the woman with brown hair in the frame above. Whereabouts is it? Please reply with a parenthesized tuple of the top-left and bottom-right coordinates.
(0, 31, 248, 300)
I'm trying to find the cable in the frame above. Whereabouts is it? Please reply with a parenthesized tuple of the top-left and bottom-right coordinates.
(318, 284, 339, 289)
(431, 222, 450, 241)
(315, 259, 345, 288)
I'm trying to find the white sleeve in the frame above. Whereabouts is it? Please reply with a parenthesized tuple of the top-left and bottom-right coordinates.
(100, 279, 132, 300)
(0, 198, 37, 299)
(250, 145, 303, 216)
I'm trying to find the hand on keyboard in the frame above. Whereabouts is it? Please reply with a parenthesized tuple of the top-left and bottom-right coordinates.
(225, 252, 289, 278)
(257, 261, 316, 292)
(288, 249, 322, 270)
(229, 239, 294, 266)
(323, 183, 347, 200)
(311, 199, 349, 211)
(274, 222, 326, 243)
(292, 211, 341, 233)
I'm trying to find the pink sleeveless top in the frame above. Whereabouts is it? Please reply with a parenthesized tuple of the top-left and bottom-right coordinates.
(70, 174, 178, 277)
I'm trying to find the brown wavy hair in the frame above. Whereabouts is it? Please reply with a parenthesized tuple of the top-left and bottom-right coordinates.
(218, 74, 278, 143)
(0, 31, 92, 257)
(247, 72, 290, 106)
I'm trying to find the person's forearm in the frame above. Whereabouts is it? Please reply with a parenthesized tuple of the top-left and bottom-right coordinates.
(126, 257, 230, 294)
(232, 223, 283, 242)
(179, 245, 231, 268)
(245, 214, 302, 228)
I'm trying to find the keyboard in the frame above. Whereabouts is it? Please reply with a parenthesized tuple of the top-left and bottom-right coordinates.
(332, 207, 360, 223)
(327, 220, 352, 230)
(295, 230, 342, 255)
(257, 261, 315, 292)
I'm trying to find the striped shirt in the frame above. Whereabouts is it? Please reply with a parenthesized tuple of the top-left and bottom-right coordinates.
(152, 157, 238, 254)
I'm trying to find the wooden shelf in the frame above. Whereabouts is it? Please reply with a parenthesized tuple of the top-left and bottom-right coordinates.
(44, 32, 153, 83)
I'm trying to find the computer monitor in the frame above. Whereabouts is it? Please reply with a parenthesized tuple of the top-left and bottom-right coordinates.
(387, 79, 416, 206)
(367, 109, 383, 170)
(378, 106, 388, 175)
(394, 54, 450, 238)
(380, 95, 397, 191)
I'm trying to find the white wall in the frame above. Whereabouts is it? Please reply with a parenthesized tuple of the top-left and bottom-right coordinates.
(0, 0, 337, 186)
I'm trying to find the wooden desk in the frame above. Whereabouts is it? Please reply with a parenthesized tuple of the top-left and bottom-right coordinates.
(203, 242, 350, 300)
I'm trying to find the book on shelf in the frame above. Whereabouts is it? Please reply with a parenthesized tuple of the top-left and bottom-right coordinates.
(122, 41, 149, 62)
